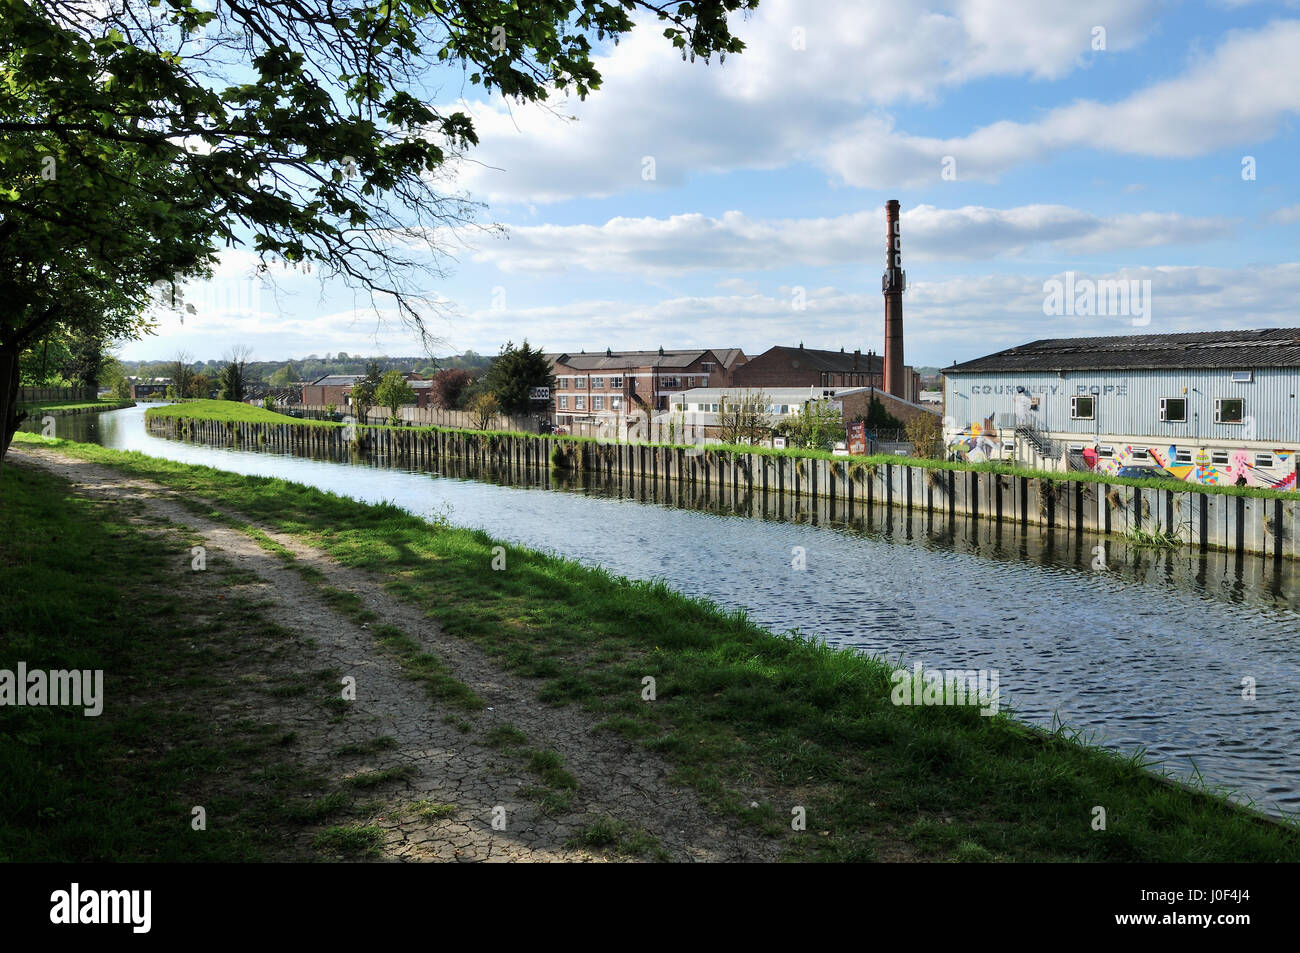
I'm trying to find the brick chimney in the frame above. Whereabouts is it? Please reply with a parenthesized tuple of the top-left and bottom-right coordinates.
(882, 199, 906, 398)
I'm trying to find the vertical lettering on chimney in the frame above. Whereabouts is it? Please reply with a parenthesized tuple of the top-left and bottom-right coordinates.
(882, 200, 906, 399)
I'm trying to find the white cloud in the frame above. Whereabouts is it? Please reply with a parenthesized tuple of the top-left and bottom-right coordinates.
(1268, 204, 1300, 224)
(449, 0, 1163, 203)
(823, 20, 1300, 187)
(462, 204, 1233, 274)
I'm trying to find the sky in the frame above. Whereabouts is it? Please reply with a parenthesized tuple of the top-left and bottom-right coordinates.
(125, 0, 1300, 369)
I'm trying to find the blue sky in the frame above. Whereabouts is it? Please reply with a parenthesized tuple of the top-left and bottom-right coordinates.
(128, 0, 1300, 369)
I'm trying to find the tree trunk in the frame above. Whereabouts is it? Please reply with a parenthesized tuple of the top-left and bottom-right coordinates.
(0, 340, 26, 476)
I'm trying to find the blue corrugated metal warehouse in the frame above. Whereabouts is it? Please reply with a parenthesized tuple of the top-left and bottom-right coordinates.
(942, 328, 1300, 490)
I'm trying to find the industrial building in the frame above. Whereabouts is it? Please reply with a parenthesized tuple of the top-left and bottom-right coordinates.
(942, 328, 1300, 489)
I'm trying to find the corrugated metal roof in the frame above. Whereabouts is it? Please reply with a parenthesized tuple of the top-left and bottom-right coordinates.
(309, 374, 364, 386)
(946, 328, 1300, 373)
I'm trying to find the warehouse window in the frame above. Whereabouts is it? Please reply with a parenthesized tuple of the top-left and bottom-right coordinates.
(1231, 370, 1254, 383)
(1098, 446, 1114, 457)
(1159, 397, 1187, 422)
(1174, 448, 1193, 464)
(1212, 450, 1230, 465)
(1070, 396, 1095, 419)
(1215, 398, 1245, 424)
(1256, 453, 1274, 468)
(1131, 449, 1150, 461)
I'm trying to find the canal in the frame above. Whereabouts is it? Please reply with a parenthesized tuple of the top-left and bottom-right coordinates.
(25, 404, 1300, 817)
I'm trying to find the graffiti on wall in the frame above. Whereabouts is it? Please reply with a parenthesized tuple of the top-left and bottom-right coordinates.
(946, 415, 1001, 462)
(945, 420, 1297, 489)
(1089, 445, 1297, 490)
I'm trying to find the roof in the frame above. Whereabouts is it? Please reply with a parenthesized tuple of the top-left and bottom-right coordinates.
(551, 349, 724, 371)
(946, 328, 1300, 374)
(309, 374, 364, 386)
(712, 348, 747, 369)
(747, 346, 884, 373)
(678, 386, 840, 401)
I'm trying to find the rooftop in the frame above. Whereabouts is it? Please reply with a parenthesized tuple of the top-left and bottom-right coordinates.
(309, 374, 364, 386)
(551, 349, 725, 371)
(946, 328, 1300, 374)
(747, 345, 884, 373)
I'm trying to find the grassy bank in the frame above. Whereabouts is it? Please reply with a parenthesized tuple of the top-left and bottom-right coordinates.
(12, 432, 1300, 862)
(149, 399, 1299, 502)
(19, 398, 134, 415)
(0, 460, 353, 861)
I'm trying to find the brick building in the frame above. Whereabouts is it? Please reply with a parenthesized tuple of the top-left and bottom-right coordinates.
(731, 345, 921, 401)
(549, 348, 746, 438)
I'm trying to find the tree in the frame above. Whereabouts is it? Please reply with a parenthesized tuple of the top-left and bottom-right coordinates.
(349, 362, 383, 422)
(187, 373, 212, 399)
(861, 397, 904, 433)
(217, 346, 253, 402)
(169, 352, 196, 402)
(1, 1, 752, 470)
(778, 399, 844, 451)
(431, 369, 473, 410)
(905, 412, 945, 460)
(716, 390, 772, 445)
(268, 363, 300, 389)
(468, 392, 501, 432)
(485, 341, 553, 417)
(376, 370, 415, 422)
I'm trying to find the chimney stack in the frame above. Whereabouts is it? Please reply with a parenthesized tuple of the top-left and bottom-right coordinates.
(882, 199, 906, 398)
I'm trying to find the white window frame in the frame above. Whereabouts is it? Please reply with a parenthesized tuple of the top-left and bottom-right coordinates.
(1212, 450, 1230, 465)
(1097, 446, 1114, 457)
(557, 395, 568, 410)
(1159, 397, 1187, 423)
(1174, 448, 1193, 464)
(1255, 452, 1274, 468)
(610, 397, 622, 410)
(574, 395, 585, 410)
(593, 396, 604, 411)
(592, 377, 604, 389)
(1130, 448, 1150, 461)
(1231, 370, 1254, 383)
(1215, 398, 1245, 424)
(610, 377, 623, 389)
(1070, 395, 1095, 420)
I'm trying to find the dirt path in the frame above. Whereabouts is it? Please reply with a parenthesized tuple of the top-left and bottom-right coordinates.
(11, 446, 784, 863)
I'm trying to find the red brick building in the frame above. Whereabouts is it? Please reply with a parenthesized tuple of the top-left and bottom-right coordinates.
(549, 348, 746, 436)
(731, 345, 920, 402)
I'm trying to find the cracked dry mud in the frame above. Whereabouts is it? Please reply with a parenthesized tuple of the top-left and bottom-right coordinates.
(13, 446, 786, 863)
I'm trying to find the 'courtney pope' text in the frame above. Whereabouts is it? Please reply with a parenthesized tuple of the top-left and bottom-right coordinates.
(0, 664, 103, 716)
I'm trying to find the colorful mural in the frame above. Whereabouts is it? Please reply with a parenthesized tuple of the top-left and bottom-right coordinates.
(1088, 444, 1297, 489)
(944, 419, 1298, 490)
(946, 415, 1001, 462)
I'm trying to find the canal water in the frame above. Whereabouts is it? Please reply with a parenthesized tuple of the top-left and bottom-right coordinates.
(24, 405, 1300, 817)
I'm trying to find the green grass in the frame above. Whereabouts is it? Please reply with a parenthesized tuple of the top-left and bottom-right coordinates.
(0, 462, 341, 860)
(11, 434, 1300, 863)
(567, 817, 666, 859)
(312, 824, 384, 857)
(17, 398, 133, 414)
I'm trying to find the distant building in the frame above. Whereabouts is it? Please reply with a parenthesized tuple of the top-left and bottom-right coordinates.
(301, 371, 425, 409)
(301, 374, 362, 407)
(731, 345, 921, 402)
(549, 348, 747, 439)
(128, 377, 171, 399)
(942, 328, 1300, 489)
